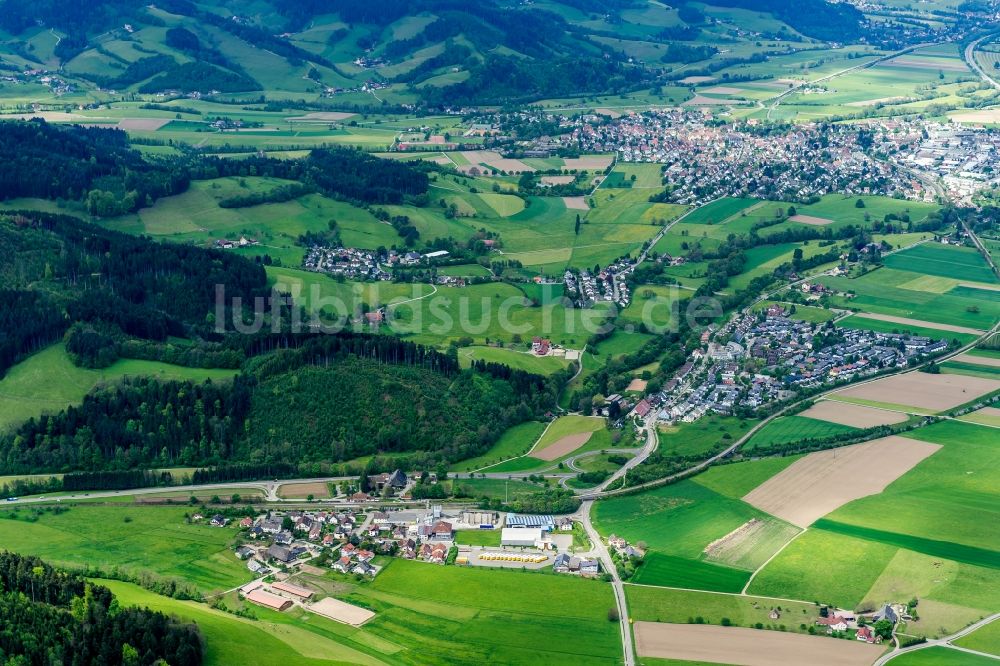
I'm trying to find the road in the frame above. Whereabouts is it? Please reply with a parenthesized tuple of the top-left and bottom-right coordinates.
(964, 34, 1000, 90)
(579, 499, 635, 666)
(874, 613, 1000, 665)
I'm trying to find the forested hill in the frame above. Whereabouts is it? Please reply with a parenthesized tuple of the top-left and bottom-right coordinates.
(0, 334, 563, 474)
(0, 210, 268, 377)
(0, 551, 203, 666)
(0, 122, 432, 216)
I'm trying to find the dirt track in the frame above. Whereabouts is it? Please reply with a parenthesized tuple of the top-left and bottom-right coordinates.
(743, 435, 941, 528)
(831, 372, 1000, 411)
(801, 400, 910, 428)
(634, 622, 882, 665)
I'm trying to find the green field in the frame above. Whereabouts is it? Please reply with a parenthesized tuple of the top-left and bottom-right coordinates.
(744, 415, 859, 451)
(457, 345, 572, 375)
(954, 618, 1000, 656)
(593, 478, 795, 591)
(453, 529, 502, 547)
(682, 198, 758, 225)
(838, 315, 978, 345)
(658, 415, 759, 458)
(0, 505, 250, 593)
(450, 421, 547, 472)
(626, 585, 819, 632)
(0, 344, 238, 432)
(691, 456, 803, 500)
(883, 244, 998, 284)
(885, 647, 999, 666)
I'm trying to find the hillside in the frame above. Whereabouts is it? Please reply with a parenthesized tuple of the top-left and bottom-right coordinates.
(0, 0, 869, 105)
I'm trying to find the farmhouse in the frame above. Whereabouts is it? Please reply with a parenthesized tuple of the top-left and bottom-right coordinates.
(245, 589, 293, 612)
(267, 545, 294, 563)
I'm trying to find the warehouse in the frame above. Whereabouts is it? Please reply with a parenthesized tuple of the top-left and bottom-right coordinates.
(505, 513, 555, 531)
(501, 527, 547, 548)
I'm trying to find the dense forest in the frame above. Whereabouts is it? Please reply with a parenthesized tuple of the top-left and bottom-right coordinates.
(0, 552, 203, 665)
(1, 332, 559, 474)
(0, 210, 267, 377)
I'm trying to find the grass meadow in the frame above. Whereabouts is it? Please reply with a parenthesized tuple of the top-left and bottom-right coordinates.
(0, 505, 250, 593)
(0, 344, 238, 432)
(449, 421, 546, 472)
(626, 585, 819, 632)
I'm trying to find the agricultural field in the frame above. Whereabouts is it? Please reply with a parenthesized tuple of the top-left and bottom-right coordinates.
(593, 475, 796, 592)
(0, 504, 250, 593)
(457, 345, 572, 375)
(886, 647, 1000, 666)
(828, 372, 1000, 414)
(798, 400, 911, 428)
(837, 314, 979, 345)
(748, 422, 1000, 635)
(954, 618, 1000, 656)
(743, 415, 859, 451)
(819, 245, 1000, 332)
(632, 622, 882, 666)
(529, 415, 607, 461)
(0, 344, 238, 432)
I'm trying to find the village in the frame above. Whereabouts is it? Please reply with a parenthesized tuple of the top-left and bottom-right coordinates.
(641, 303, 951, 424)
(563, 258, 634, 309)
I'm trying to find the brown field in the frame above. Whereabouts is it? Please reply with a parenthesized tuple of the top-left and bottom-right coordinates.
(845, 96, 907, 107)
(679, 75, 715, 84)
(457, 150, 534, 173)
(683, 94, 739, 106)
(277, 481, 331, 499)
(593, 108, 623, 118)
(959, 281, 1000, 292)
(541, 175, 575, 185)
(563, 155, 614, 170)
(533, 432, 593, 461)
(800, 400, 910, 428)
(563, 196, 590, 210)
(701, 85, 745, 95)
(789, 214, 834, 226)
(306, 597, 375, 626)
(633, 622, 882, 666)
(951, 109, 1000, 124)
(847, 312, 985, 335)
(952, 352, 1000, 368)
(885, 56, 969, 72)
(118, 118, 171, 131)
(743, 435, 941, 528)
(285, 112, 355, 122)
(626, 378, 648, 392)
(831, 372, 1000, 411)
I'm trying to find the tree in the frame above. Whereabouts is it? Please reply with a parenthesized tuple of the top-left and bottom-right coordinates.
(607, 607, 620, 622)
(873, 619, 894, 640)
(855, 199, 866, 208)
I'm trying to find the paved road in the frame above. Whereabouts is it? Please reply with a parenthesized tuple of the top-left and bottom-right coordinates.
(965, 34, 1000, 90)
(579, 499, 635, 666)
(874, 613, 1000, 665)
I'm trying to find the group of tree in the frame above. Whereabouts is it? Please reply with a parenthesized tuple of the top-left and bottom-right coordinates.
(0, 551, 203, 665)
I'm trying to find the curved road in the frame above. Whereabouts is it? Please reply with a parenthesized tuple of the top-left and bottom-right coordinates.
(874, 613, 1000, 665)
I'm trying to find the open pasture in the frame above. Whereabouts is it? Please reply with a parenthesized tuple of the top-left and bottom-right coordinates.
(530, 415, 605, 458)
(743, 436, 942, 528)
(0, 505, 249, 593)
(799, 400, 911, 428)
(457, 346, 571, 375)
(450, 421, 546, 472)
(633, 622, 882, 666)
(682, 197, 758, 224)
(0, 344, 237, 432)
(829, 372, 1000, 413)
